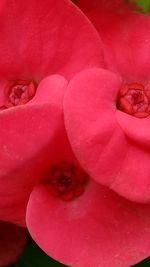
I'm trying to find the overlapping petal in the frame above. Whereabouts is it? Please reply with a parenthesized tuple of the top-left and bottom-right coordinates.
(64, 69, 127, 185)
(0, 0, 105, 225)
(25, 57, 150, 267)
(0, 221, 27, 266)
(85, 9, 150, 82)
(26, 179, 150, 267)
(0, 0, 104, 81)
(64, 68, 150, 202)
(2, 1, 150, 267)
(116, 111, 150, 147)
(0, 75, 68, 225)
(111, 143, 150, 202)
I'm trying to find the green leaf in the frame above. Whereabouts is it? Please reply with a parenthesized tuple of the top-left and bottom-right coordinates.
(14, 243, 68, 267)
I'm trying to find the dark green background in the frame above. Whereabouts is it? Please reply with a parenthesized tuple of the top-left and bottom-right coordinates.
(14, 242, 150, 267)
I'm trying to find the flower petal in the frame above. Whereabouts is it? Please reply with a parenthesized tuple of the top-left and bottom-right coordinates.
(86, 9, 150, 82)
(0, 221, 27, 266)
(116, 110, 150, 148)
(0, 75, 68, 225)
(26, 180, 150, 267)
(64, 68, 128, 187)
(64, 68, 150, 202)
(0, 0, 104, 81)
(111, 142, 150, 202)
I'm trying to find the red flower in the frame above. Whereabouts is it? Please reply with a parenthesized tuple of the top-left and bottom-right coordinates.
(27, 3, 150, 267)
(0, 221, 27, 266)
(65, 1, 150, 203)
(0, 0, 103, 226)
(26, 74, 150, 267)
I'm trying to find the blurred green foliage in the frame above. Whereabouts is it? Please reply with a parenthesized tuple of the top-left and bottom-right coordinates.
(136, 0, 150, 13)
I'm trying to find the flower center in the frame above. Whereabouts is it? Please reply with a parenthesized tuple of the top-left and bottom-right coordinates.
(117, 82, 150, 118)
(4, 80, 36, 108)
(47, 161, 88, 201)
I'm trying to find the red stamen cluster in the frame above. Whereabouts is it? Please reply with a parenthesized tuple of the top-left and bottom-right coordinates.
(117, 83, 150, 118)
(48, 161, 88, 201)
(4, 80, 36, 108)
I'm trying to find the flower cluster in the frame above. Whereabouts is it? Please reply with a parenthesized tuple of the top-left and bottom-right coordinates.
(1, 0, 150, 267)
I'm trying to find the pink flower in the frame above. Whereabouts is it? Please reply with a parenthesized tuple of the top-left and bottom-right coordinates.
(0, 0, 103, 226)
(25, 75, 150, 267)
(64, 2, 150, 203)
(0, 220, 27, 266)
